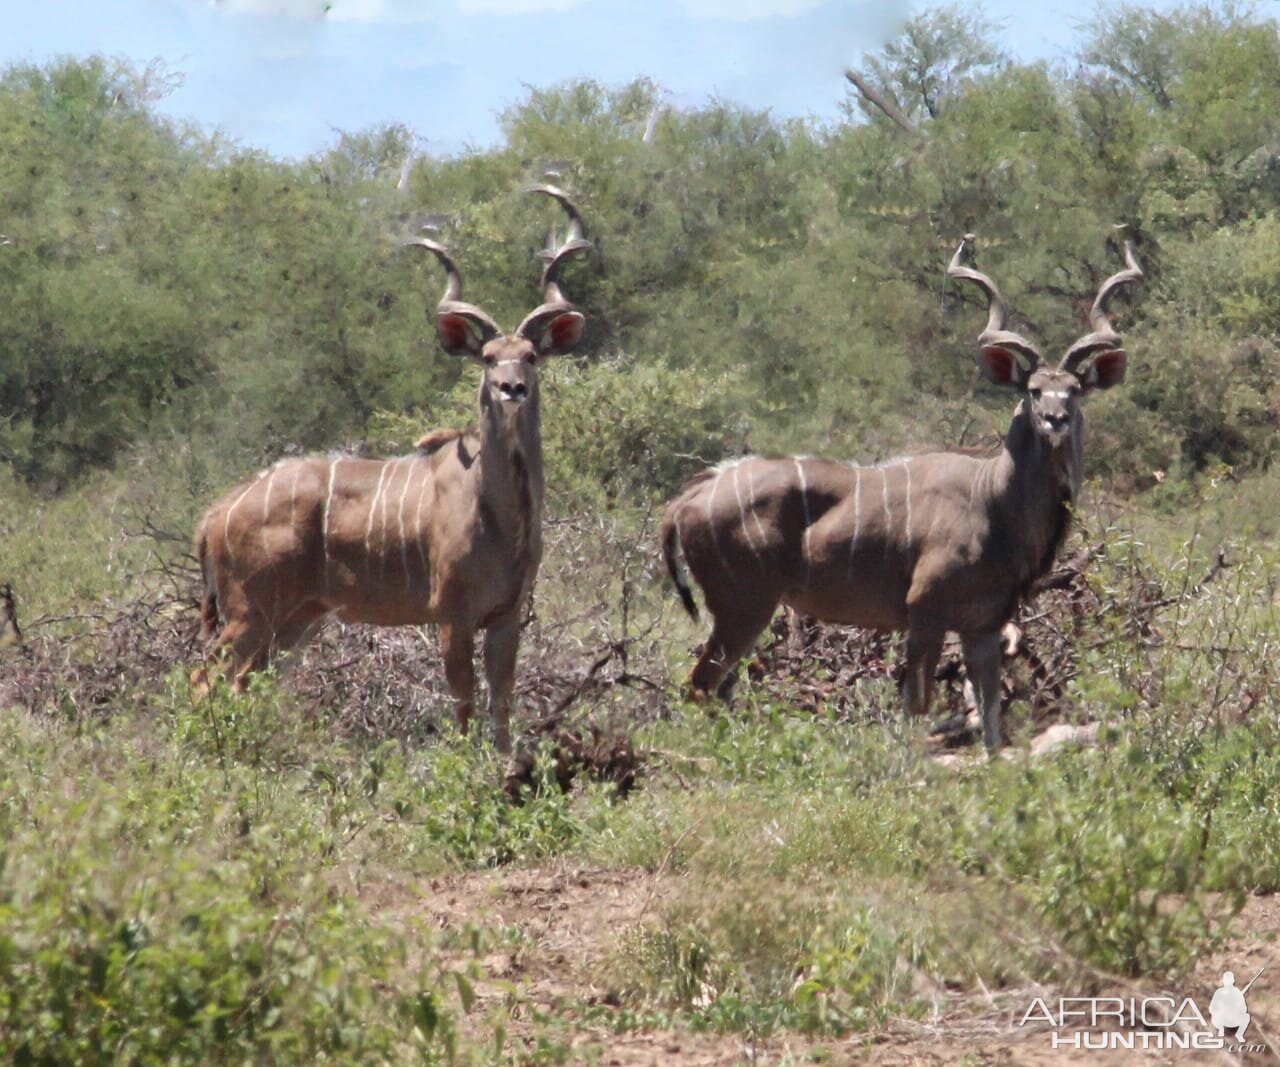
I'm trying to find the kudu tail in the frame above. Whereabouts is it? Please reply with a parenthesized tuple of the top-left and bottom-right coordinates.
(660, 502, 699, 622)
(195, 519, 220, 642)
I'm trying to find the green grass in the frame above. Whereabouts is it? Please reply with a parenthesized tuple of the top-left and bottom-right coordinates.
(2, 460, 1279, 1058)
(3, 663, 1279, 1055)
(576, 704, 1279, 1034)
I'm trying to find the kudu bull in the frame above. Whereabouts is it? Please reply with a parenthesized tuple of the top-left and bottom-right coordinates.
(192, 185, 591, 753)
(662, 236, 1141, 751)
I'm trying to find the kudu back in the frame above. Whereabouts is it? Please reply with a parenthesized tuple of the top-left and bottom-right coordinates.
(662, 236, 1141, 751)
(192, 185, 592, 753)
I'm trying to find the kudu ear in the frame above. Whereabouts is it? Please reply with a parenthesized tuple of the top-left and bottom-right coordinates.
(979, 345, 1030, 390)
(1080, 349, 1127, 392)
(537, 311, 586, 356)
(436, 312, 487, 358)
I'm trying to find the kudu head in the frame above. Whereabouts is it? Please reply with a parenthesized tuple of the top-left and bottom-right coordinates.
(948, 234, 1142, 453)
(404, 185, 590, 428)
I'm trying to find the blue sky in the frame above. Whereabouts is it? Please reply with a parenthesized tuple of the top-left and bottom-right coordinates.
(3, 0, 1189, 160)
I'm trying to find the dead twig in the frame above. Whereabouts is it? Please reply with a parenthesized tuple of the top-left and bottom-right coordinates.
(636, 815, 707, 922)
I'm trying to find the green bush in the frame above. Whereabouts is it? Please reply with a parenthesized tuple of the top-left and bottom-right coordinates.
(0, 716, 464, 1065)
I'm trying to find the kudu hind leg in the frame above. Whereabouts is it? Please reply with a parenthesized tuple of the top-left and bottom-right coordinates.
(263, 607, 327, 680)
(961, 631, 1005, 753)
(687, 601, 777, 702)
(193, 603, 323, 697)
(195, 616, 270, 693)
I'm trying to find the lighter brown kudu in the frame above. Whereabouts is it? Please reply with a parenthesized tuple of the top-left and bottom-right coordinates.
(661, 236, 1141, 751)
(192, 185, 592, 753)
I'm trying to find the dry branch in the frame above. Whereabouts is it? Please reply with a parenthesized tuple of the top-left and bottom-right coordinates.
(844, 68, 919, 135)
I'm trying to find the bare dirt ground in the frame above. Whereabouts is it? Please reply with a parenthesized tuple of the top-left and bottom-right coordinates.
(362, 864, 1280, 1065)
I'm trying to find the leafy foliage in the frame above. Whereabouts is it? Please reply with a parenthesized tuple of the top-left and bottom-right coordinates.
(0, 705, 479, 1065)
(4, 5, 1280, 492)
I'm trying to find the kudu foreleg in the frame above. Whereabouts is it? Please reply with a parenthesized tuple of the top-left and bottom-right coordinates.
(483, 621, 520, 755)
(440, 622, 477, 738)
(961, 631, 1004, 753)
(902, 627, 945, 722)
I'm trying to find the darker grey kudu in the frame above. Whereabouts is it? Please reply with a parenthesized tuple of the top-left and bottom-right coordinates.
(662, 236, 1142, 751)
(192, 186, 592, 754)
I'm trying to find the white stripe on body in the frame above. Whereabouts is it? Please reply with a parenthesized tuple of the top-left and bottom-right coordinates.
(378, 459, 398, 581)
(745, 466, 768, 548)
(413, 461, 431, 592)
(259, 469, 278, 555)
(795, 458, 811, 584)
(323, 458, 340, 591)
(972, 457, 993, 526)
(847, 466, 862, 578)
(706, 468, 729, 571)
(903, 462, 912, 551)
(222, 479, 258, 570)
(731, 463, 763, 567)
(289, 463, 301, 533)
(395, 457, 413, 591)
(365, 463, 392, 576)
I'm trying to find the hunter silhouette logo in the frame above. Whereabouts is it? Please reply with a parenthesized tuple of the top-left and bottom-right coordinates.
(1210, 967, 1264, 1039)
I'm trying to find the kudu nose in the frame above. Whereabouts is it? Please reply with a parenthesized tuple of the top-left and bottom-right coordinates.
(1043, 411, 1070, 434)
(499, 381, 528, 403)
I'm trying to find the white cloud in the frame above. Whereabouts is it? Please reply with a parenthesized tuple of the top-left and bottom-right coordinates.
(212, 0, 333, 18)
(328, 0, 586, 18)
(214, 0, 812, 23)
(323, 0, 416, 20)
(454, 0, 586, 11)
(674, 0, 825, 19)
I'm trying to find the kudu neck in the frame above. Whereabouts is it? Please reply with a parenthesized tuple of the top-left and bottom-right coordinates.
(1002, 399, 1083, 504)
(990, 401, 1080, 586)
(988, 399, 1080, 591)
(477, 387, 545, 517)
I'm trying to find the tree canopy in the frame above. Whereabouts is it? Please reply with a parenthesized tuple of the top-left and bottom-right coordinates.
(1, 2, 1277, 498)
